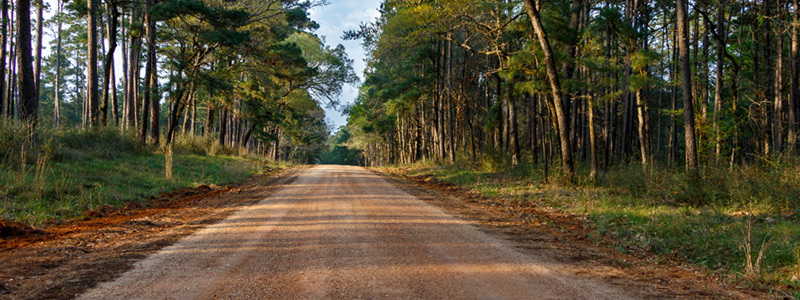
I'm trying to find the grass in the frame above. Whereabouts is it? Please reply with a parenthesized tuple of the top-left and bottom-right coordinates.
(0, 122, 268, 226)
(388, 153, 800, 291)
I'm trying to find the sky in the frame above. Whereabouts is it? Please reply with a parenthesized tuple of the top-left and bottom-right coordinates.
(37, 0, 380, 130)
(309, 0, 381, 130)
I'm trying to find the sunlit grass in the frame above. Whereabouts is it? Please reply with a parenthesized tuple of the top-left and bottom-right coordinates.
(0, 123, 266, 226)
(390, 156, 800, 288)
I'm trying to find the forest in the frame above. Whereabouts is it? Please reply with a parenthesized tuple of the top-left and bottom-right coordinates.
(342, 0, 799, 178)
(0, 0, 361, 225)
(335, 0, 800, 287)
(1, 0, 357, 163)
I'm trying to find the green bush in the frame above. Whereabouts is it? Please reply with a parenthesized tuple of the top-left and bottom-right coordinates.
(0, 120, 36, 165)
(51, 127, 146, 161)
(173, 134, 213, 156)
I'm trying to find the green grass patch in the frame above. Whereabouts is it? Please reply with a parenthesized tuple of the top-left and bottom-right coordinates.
(390, 156, 800, 289)
(0, 122, 267, 226)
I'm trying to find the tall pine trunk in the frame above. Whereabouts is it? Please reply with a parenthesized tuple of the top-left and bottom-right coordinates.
(588, 95, 597, 181)
(219, 108, 228, 146)
(6, 2, 13, 120)
(790, 0, 799, 153)
(16, 0, 36, 128)
(677, 0, 699, 171)
(204, 106, 215, 137)
(125, 6, 142, 131)
(0, 0, 8, 120)
(32, 0, 42, 104)
(54, 0, 62, 128)
(523, 0, 575, 181)
(714, 1, 726, 162)
(101, 0, 118, 125)
(138, 0, 149, 145)
(774, 0, 783, 155)
(87, 0, 98, 126)
(145, 0, 159, 144)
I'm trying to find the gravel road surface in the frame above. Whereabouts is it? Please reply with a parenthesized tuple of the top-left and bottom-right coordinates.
(78, 165, 637, 299)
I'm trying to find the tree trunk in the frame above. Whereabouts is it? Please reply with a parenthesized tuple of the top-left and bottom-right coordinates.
(219, 108, 227, 146)
(0, 0, 8, 120)
(446, 35, 455, 163)
(702, 11, 710, 129)
(87, 0, 98, 126)
(54, 0, 62, 128)
(677, 0, 699, 171)
(635, 1, 650, 169)
(101, 0, 118, 125)
(714, 1, 726, 162)
(523, 0, 574, 181)
(16, 0, 36, 128)
(636, 87, 648, 168)
(588, 95, 597, 181)
(166, 81, 191, 144)
(111, 54, 118, 125)
(204, 106, 215, 137)
(182, 91, 191, 134)
(32, 0, 42, 103)
(121, 10, 128, 128)
(508, 94, 520, 166)
(125, 6, 142, 130)
(774, 1, 783, 155)
(138, 1, 149, 145)
(139, 80, 149, 145)
(790, 0, 799, 153)
(566, 0, 581, 155)
(5, 2, 13, 120)
(189, 94, 196, 136)
(242, 124, 256, 147)
(763, 0, 775, 156)
(145, 0, 159, 144)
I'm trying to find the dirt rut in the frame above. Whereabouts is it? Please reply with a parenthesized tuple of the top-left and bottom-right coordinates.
(78, 165, 636, 299)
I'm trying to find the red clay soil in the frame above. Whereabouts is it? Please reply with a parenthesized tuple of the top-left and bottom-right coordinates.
(0, 167, 301, 300)
(380, 171, 786, 299)
(0, 219, 43, 239)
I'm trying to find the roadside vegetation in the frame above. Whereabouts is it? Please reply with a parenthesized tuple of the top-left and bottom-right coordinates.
(331, 0, 800, 294)
(385, 158, 800, 292)
(1, 0, 355, 227)
(0, 122, 268, 226)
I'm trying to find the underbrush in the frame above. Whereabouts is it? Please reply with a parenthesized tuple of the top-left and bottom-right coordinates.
(391, 154, 800, 292)
(0, 122, 266, 226)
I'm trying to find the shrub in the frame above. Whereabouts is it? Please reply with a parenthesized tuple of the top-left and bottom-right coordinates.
(173, 134, 213, 156)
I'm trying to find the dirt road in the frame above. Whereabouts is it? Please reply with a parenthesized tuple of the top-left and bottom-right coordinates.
(78, 165, 636, 299)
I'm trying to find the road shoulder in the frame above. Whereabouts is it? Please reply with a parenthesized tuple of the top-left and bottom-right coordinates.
(373, 168, 771, 300)
(0, 167, 301, 300)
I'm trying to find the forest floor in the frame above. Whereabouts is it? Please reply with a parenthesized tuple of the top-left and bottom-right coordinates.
(0, 164, 781, 299)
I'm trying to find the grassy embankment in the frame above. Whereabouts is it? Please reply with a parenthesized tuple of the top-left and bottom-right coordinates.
(387, 156, 800, 292)
(1, 122, 273, 226)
